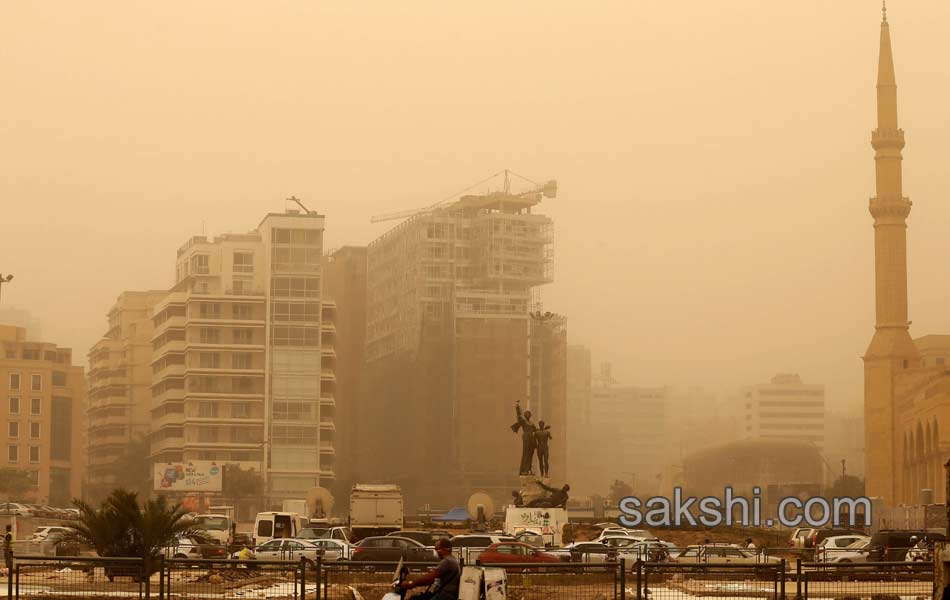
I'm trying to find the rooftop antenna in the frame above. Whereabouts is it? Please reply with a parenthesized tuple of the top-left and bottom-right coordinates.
(287, 196, 312, 215)
(882, 0, 887, 23)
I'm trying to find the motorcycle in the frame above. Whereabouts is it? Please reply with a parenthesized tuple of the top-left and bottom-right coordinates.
(382, 559, 411, 600)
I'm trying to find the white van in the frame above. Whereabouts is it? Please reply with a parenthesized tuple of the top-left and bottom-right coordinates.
(253, 512, 307, 547)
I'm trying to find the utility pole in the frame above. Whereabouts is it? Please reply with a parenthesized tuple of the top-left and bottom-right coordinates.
(0, 274, 13, 303)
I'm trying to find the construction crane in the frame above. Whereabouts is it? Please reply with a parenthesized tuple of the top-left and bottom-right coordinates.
(287, 196, 312, 214)
(370, 170, 557, 224)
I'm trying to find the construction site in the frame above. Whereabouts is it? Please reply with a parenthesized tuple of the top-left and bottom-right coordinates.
(356, 171, 567, 510)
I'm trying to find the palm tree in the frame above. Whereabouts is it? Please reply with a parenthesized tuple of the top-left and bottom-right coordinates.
(70, 489, 194, 574)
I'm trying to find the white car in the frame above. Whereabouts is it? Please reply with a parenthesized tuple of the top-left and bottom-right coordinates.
(594, 528, 653, 542)
(30, 526, 72, 542)
(161, 535, 204, 560)
(549, 542, 615, 564)
(306, 538, 354, 561)
(816, 535, 870, 562)
(0, 502, 34, 516)
(825, 540, 871, 563)
(672, 545, 780, 565)
(252, 539, 321, 563)
(450, 534, 517, 564)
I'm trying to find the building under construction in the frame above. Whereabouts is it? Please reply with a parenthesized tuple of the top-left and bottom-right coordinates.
(360, 173, 563, 509)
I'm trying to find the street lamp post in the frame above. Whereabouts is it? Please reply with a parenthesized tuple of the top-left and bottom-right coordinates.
(944, 458, 950, 534)
(0, 274, 13, 303)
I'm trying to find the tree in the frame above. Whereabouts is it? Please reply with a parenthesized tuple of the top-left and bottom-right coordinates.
(70, 489, 194, 563)
(608, 479, 635, 505)
(0, 469, 36, 498)
(222, 464, 263, 499)
(828, 474, 865, 498)
(111, 436, 153, 498)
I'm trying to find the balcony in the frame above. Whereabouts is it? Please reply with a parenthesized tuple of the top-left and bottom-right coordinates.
(152, 412, 185, 431)
(89, 414, 129, 430)
(152, 363, 185, 381)
(320, 369, 336, 382)
(319, 441, 334, 454)
(150, 437, 185, 455)
(319, 419, 335, 431)
(319, 395, 335, 407)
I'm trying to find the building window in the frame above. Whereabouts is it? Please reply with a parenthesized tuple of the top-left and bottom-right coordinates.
(8, 445, 17, 462)
(902, 359, 909, 369)
(199, 352, 221, 369)
(199, 328, 220, 344)
(232, 329, 253, 345)
(231, 402, 251, 418)
(232, 278, 253, 295)
(22, 349, 40, 360)
(191, 254, 210, 274)
(199, 303, 221, 319)
(232, 353, 252, 370)
(198, 401, 218, 418)
(233, 304, 254, 320)
(197, 427, 218, 443)
(26, 470, 38, 486)
(8, 422, 18, 438)
(52, 371, 66, 387)
(8, 397, 19, 414)
(8, 374, 20, 391)
(29, 446, 39, 463)
(30, 398, 40, 415)
(50, 397, 71, 461)
(30, 423, 39, 438)
(270, 277, 320, 298)
(233, 252, 254, 273)
(938, 357, 946, 366)
(31, 374, 42, 391)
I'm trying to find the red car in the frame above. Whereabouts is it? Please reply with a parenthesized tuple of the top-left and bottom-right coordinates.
(477, 542, 560, 565)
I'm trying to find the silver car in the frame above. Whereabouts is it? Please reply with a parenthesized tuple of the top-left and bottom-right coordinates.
(253, 539, 321, 563)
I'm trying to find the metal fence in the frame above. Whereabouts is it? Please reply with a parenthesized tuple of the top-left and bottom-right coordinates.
(799, 561, 934, 600)
(3, 554, 938, 600)
(635, 561, 786, 600)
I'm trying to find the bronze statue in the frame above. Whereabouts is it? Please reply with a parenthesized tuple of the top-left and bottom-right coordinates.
(510, 401, 537, 475)
(534, 421, 552, 478)
(525, 480, 570, 509)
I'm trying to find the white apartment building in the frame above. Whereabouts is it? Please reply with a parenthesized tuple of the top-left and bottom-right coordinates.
(742, 373, 825, 451)
(150, 209, 337, 499)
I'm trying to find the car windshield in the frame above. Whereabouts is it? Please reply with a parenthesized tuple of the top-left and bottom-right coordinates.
(848, 540, 870, 549)
(299, 528, 328, 539)
(195, 516, 229, 531)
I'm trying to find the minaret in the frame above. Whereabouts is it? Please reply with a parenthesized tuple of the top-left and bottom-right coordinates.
(864, 3, 919, 506)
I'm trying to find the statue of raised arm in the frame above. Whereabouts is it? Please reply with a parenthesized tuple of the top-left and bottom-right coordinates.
(510, 400, 537, 475)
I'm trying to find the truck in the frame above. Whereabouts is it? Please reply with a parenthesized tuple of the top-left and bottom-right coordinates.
(349, 483, 403, 539)
(282, 499, 309, 518)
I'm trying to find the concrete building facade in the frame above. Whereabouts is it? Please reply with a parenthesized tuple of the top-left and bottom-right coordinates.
(742, 374, 825, 451)
(0, 325, 85, 504)
(361, 180, 556, 508)
(86, 291, 166, 493)
(150, 209, 337, 502)
(321, 246, 367, 495)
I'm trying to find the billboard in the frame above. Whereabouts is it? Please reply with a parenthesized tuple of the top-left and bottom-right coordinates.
(154, 461, 223, 492)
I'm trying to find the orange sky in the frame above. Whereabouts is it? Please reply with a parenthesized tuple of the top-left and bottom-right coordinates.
(3, 0, 950, 413)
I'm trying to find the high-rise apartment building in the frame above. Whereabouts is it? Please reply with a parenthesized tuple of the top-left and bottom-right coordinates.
(150, 209, 336, 502)
(362, 180, 555, 507)
(742, 373, 825, 451)
(86, 291, 166, 493)
(0, 325, 85, 504)
(321, 246, 367, 492)
(528, 313, 567, 483)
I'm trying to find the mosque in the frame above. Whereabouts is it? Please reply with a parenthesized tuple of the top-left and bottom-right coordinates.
(864, 5, 950, 507)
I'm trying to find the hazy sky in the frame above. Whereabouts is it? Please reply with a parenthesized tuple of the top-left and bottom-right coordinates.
(3, 1, 950, 414)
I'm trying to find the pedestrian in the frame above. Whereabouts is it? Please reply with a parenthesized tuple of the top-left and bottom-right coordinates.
(4, 524, 13, 574)
(746, 537, 756, 549)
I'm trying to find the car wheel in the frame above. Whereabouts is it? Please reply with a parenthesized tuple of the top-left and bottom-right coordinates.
(174, 553, 187, 559)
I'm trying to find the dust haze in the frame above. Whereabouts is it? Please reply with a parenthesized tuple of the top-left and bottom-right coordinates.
(3, 1, 950, 496)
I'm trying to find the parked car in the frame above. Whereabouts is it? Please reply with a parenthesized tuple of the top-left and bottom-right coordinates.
(868, 530, 947, 562)
(450, 534, 517, 564)
(0, 502, 33, 516)
(297, 527, 329, 540)
(252, 539, 321, 563)
(351, 536, 438, 562)
(789, 527, 813, 548)
(825, 539, 871, 563)
(671, 545, 780, 564)
(594, 528, 653, 542)
(161, 534, 205, 560)
(808, 528, 867, 550)
(232, 532, 254, 549)
(30, 526, 72, 542)
(306, 538, 354, 561)
(816, 535, 870, 562)
(549, 542, 616, 564)
(386, 530, 441, 546)
(514, 531, 546, 548)
(477, 542, 560, 565)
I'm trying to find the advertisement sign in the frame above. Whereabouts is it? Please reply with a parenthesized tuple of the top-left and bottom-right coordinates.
(154, 461, 222, 492)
